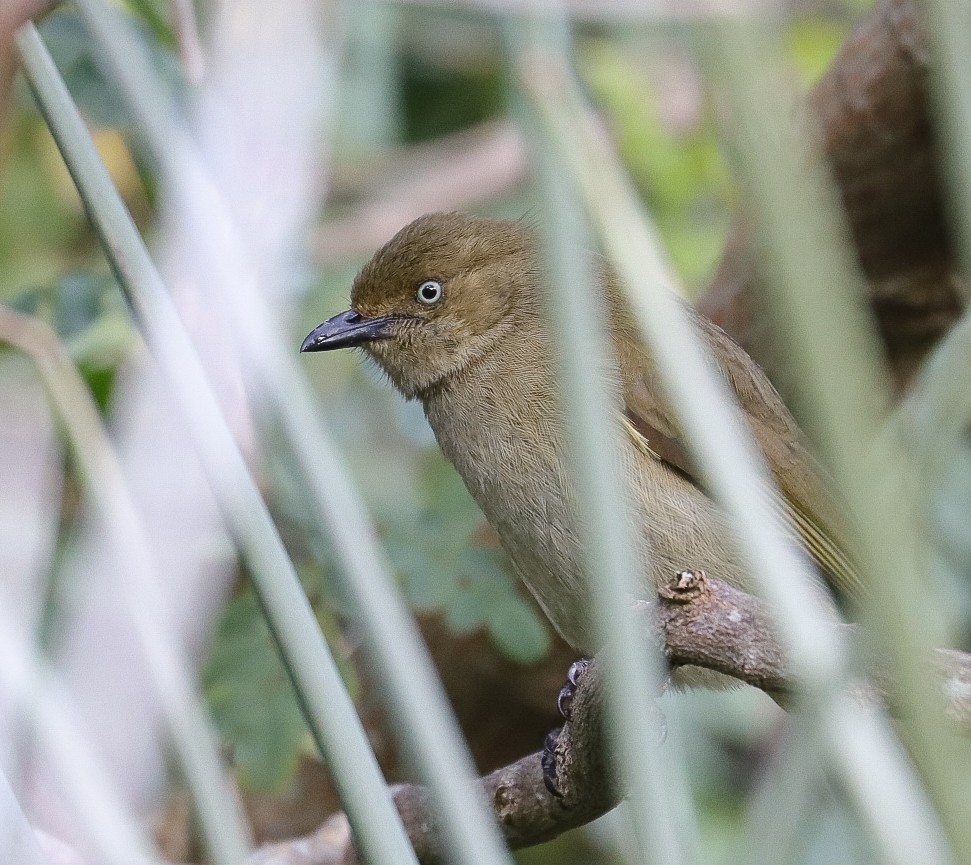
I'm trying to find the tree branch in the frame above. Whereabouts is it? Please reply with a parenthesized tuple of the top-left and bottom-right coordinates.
(699, 0, 965, 390)
(246, 571, 971, 865)
(33, 566, 971, 865)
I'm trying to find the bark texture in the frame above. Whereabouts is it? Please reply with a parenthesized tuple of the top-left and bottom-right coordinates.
(699, 0, 965, 391)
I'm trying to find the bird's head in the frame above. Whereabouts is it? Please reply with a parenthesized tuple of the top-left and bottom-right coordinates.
(301, 212, 540, 398)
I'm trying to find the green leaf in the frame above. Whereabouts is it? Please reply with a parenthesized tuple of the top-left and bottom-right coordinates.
(203, 591, 310, 792)
(443, 584, 487, 634)
(787, 18, 848, 87)
(578, 38, 733, 295)
(40, 8, 184, 131)
(486, 592, 550, 665)
(40, 12, 132, 129)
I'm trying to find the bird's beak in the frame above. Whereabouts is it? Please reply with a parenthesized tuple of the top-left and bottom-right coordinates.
(300, 309, 396, 353)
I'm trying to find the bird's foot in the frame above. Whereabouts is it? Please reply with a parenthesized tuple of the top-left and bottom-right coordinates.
(543, 658, 590, 798)
(556, 658, 590, 722)
(541, 727, 563, 797)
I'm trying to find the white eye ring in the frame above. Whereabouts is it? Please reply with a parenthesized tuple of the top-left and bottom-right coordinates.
(416, 280, 443, 305)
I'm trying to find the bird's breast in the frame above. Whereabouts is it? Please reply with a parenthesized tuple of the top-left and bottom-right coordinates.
(422, 377, 602, 649)
(420, 359, 749, 654)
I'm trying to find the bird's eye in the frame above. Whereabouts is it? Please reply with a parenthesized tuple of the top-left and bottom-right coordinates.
(416, 280, 443, 305)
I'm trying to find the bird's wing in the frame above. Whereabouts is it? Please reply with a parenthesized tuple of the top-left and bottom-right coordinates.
(615, 307, 865, 605)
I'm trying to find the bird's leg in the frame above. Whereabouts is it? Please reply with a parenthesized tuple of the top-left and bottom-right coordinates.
(542, 658, 590, 797)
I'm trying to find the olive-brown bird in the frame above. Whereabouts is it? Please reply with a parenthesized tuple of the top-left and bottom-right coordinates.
(302, 211, 857, 657)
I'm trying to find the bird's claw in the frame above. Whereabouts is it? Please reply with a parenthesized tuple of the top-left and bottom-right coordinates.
(543, 658, 591, 798)
(541, 727, 563, 797)
(556, 658, 590, 722)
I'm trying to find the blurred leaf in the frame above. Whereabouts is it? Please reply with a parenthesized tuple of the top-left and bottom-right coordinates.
(444, 585, 487, 634)
(39, 12, 132, 129)
(50, 272, 114, 337)
(66, 310, 134, 368)
(578, 39, 732, 294)
(787, 18, 848, 87)
(401, 51, 503, 142)
(0, 122, 82, 293)
(40, 8, 183, 131)
(486, 591, 550, 664)
(77, 363, 116, 413)
(394, 544, 453, 611)
(385, 455, 551, 656)
(9, 273, 131, 411)
(203, 591, 311, 792)
(122, 0, 177, 46)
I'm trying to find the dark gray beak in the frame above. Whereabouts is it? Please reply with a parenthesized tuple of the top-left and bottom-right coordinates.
(300, 309, 396, 353)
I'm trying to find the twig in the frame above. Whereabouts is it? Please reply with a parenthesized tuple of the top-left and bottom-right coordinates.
(314, 121, 526, 265)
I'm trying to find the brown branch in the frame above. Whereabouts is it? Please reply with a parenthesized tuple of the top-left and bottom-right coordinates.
(699, 0, 965, 391)
(36, 565, 971, 865)
(247, 571, 971, 865)
(314, 122, 526, 266)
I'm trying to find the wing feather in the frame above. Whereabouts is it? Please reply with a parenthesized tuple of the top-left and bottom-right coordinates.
(610, 289, 864, 604)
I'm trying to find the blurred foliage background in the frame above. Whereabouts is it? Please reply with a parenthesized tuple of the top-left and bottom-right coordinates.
(0, 1, 894, 861)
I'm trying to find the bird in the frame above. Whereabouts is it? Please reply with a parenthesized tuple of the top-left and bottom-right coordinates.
(301, 211, 859, 664)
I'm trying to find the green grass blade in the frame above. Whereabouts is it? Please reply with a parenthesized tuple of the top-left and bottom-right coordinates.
(55, 2, 518, 862)
(15, 22, 418, 865)
(0, 597, 163, 865)
(0, 306, 253, 865)
(702, 19, 968, 864)
(518, 32, 953, 865)
(509, 20, 699, 865)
